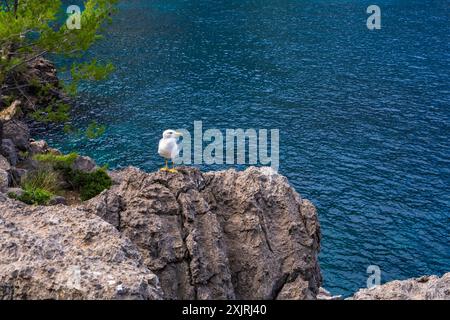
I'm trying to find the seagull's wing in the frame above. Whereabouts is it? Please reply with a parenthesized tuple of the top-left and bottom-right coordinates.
(171, 141, 180, 160)
(158, 138, 173, 158)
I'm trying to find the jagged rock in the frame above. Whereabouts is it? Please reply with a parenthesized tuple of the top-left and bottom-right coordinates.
(29, 140, 49, 155)
(0, 199, 163, 300)
(1, 139, 18, 166)
(0, 100, 22, 121)
(0, 155, 10, 171)
(72, 156, 96, 173)
(16, 158, 39, 172)
(351, 273, 450, 300)
(8, 167, 27, 187)
(86, 191, 123, 227)
(85, 166, 322, 300)
(0, 169, 9, 192)
(2, 120, 30, 151)
(276, 275, 316, 300)
(28, 58, 59, 85)
(317, 287, 342, 300)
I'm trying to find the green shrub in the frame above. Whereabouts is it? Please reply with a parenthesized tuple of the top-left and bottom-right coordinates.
(30, 101, 71, 123)
(14, 187, 53, 206)
(86, 121, 106, 139)
(18, 151, 29, 159)
(10, 167, 59, 205)
(67, 168, 112, 201)
(7, 192, 18, 199)
(21, 167, 60, 194)
(33, 153, 78, 169)
(31, 152, 112, 202)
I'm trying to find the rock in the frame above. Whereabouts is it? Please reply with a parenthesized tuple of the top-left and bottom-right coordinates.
(29, 140, 49, 155)
(48, 196, 67, 206)
(276, 276, 316, 300)
(1, 139, 18, 166)
(6, 188, 24, 198)
(8, 167, 27, 187)
(107, 170, 126, 185)
(85, 166, 322, 300)
(0, 199, 163, 300)
(86, 191, 123, 227)
(72, 156, 96, 173)
(17, 158, 39, 172)
(0, 169, 9, 192)
(28, 58, 59, 86)
(317, 287, 342, 300)
(2, 120, 30, 151)
(48, 148, 62, 155)
(0, 100, 22, 121)
(351, 273, 450, 300)
(0, 155, 10, 171)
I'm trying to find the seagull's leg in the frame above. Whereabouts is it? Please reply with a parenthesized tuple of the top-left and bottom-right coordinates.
(168, 160, 178, 173)
(160, 159, 169, 171)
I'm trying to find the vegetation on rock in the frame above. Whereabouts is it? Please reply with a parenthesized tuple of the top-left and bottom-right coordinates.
(66, 167, 112, 201)
(9, 186, 52, 205)
(33, 152, 78, 168)
(36, 151, 112, 201)
(8, 151, 112, 205)
(0, 0, 117, 135)
(8, 165, 59, 205)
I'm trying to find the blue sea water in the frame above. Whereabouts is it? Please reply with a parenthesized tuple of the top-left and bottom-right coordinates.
(39, 0, 450, 296)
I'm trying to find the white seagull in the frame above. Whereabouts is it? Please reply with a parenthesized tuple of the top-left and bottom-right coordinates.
(158, 129, 183, 173)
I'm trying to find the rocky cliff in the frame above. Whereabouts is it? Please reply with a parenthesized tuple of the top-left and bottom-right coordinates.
(0, 165, 322, 300)
(351, 273, 450, 300)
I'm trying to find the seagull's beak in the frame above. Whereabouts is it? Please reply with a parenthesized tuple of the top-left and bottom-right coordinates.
(175, 131, 183, 137)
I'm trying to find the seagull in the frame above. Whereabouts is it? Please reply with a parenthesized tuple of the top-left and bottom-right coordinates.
(158, 129, 183, 173)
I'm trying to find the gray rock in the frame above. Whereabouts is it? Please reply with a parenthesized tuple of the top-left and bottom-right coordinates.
(0, 155, 10, 171)
(0, 199, 163, 300)
(351, 273, 450, 300)
(17, 158, 39, 172)
(0, 169, 9, 192)
(48, 148, 62, 156)
(72, 156, 96, 173)
(317, 287, 342, 300)
(8, 167, 27, 187)
(85, 191, 123, 227)
(2, 120, 30, 151)
(1, 139, 18, 166)
(85, 166, 322, 300)
(48, 196, 67, 206)
(29, 140, 49, 155)
(0, 100, 22, 121)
